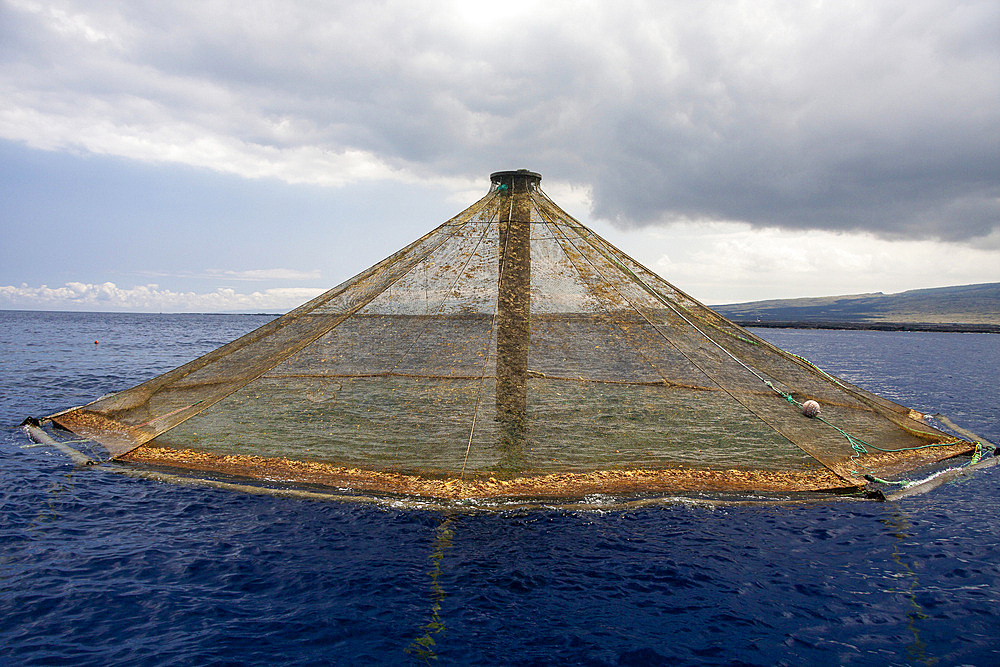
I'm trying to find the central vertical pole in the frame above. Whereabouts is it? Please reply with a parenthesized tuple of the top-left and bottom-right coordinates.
(492, 169, 539, 471)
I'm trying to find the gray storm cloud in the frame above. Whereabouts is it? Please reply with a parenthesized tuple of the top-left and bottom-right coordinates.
(2, 0, 997, 243)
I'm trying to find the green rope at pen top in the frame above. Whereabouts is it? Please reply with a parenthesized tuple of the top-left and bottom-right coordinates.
(864, 440, 990, 487)
(537, 195, 983, 486)
(610, 251, 968, 478)
(767, 380, 966, 481)
(600, 234, 969, 480)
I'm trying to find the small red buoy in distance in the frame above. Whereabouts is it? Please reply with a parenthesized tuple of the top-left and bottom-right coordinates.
(94, 340, 99, 345)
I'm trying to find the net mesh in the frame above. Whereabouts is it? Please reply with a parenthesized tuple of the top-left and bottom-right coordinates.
(49, 170, 972, 498)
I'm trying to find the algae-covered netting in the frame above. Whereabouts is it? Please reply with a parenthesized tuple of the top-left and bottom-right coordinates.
(48, 170, 972, 498)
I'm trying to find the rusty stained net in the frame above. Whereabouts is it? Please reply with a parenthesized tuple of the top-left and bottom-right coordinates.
(48, 170, 973, 499)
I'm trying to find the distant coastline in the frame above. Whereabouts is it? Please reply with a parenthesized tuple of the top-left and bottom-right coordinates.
(712, 282, 1000, 333)
(3, 281, 999, 333)
(735, 320, 1000, 334)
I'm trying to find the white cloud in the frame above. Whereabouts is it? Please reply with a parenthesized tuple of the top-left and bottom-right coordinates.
(597, 222, 1000, 304)
(0, 282, 324, 312)
(4, 221, 1000, 312)
(2, 0, 997, 241)
(202, 268, 322, 281)
(0, 102, 400, 186)
(137, 268, 323, 281)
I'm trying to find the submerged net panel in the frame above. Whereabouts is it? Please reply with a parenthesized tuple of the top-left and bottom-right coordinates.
(51, 170, 973, 498)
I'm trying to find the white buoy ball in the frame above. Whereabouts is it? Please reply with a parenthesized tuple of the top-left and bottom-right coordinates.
(802, 400, 821, 418)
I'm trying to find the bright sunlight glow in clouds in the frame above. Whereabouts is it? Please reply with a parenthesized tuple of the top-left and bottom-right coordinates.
(1, 0, 999, 312)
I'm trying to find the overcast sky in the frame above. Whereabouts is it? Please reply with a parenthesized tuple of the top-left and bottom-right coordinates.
(2, 0, 998, 312)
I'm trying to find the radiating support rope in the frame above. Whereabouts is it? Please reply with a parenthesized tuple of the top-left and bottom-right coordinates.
(384, 195, 502, 470)
(56, 190, 505, 461)
(460, 190, 515, 481)
(386, 200, 498, 375)
(569, 217, 946, 440)
(535, 190, 766, 404)
(533, 187, 969, 482)
(767, 385, 965, 477)
(533, 207, 687, 391)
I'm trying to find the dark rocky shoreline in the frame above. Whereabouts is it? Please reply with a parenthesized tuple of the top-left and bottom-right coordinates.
(738, 320, 1000, 333)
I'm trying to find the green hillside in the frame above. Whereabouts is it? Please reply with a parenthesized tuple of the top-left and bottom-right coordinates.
(712, 283, 1000, 331)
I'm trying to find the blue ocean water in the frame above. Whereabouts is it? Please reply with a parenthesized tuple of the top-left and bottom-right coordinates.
(1, 311, 998, 666)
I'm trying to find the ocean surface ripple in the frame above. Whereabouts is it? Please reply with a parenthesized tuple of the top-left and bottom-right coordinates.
(1, 311, 998, 665)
